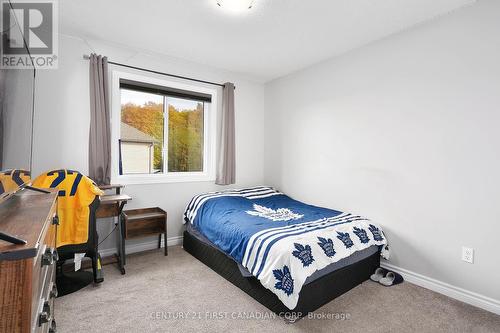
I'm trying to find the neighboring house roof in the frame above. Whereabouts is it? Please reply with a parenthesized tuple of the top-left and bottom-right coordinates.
(120, 122, 158, 144)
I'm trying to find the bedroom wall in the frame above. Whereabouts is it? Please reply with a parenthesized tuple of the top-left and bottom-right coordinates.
(33, 34, 265, 252)
(264, 0, 500, 304)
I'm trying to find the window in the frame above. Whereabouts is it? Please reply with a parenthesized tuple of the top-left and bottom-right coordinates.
(111, 72, 217, 184)
(120, 89, 164, 174)
(166, 97, 204, 172)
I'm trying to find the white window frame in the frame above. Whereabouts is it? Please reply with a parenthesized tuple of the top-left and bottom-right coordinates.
(111, 70, 217, 184)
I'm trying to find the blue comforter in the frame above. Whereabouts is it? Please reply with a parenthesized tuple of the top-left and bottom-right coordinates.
(184, 186, 386, 310)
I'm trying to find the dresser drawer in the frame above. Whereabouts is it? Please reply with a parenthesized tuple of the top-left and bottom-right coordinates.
(33, 275, 56, 333)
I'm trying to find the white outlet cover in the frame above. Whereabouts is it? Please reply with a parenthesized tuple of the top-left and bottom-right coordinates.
(462, 247, 474, 264)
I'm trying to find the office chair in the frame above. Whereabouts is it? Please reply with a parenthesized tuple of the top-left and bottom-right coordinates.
(32, 169, 105, 296)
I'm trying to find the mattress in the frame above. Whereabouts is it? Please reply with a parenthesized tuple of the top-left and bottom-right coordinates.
(186, 222, 379, 285)
(184, 230, 381, 318)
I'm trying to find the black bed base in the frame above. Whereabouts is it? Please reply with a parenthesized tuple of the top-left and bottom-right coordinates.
(183, 231, 380, 319)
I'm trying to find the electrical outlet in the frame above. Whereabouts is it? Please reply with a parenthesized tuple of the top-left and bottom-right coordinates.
(462, 247, 474, 264)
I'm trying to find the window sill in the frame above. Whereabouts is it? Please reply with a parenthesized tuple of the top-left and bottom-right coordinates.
(112, 173, 215, 185)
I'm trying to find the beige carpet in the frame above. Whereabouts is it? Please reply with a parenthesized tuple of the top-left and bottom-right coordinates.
(56, 246, 500, 333)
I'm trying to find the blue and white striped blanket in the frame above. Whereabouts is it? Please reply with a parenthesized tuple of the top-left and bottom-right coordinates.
(184, 186, 387, 310)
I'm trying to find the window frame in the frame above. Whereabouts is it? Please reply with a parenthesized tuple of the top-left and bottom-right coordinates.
(111, 70, 217, 184)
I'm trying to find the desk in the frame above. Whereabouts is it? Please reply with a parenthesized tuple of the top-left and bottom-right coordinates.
(96, 184, 127, 218)
(96, 186, 131, 275)
(99, 184, 124, 194)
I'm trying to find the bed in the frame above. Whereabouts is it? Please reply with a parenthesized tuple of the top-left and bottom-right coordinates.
(183, 186, 386, 319)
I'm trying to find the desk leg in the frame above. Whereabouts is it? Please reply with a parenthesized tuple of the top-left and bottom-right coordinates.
(164, 231, 168, 256)
(116, 214, 126, 275)
(164, 217, 168, 256)
(120, 213, 126, 267)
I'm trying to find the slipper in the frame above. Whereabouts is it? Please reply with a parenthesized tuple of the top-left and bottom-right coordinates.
(379, 271, 404, 286)
(370, 267, 388, 282)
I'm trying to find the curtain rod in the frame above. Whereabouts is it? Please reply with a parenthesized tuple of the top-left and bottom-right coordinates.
(82, 54, 234, 89)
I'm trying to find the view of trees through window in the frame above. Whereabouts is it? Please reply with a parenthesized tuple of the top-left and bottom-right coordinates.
(167, 97, 204, 172)
(120, 88, 204, 175)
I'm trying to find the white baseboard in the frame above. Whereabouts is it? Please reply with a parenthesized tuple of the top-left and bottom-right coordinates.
(381, 262, 500, 316)
(99, 235, 183, 258)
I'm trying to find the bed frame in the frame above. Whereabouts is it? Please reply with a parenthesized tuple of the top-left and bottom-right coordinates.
(183, 230, 380, 320)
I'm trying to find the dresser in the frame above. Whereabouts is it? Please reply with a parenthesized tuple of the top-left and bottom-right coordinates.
(0, 190, 58, 333)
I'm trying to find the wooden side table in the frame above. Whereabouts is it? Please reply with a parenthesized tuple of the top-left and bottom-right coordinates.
(122, 207, 168, 256)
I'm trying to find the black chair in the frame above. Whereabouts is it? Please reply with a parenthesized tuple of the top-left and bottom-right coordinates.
(56, 195, 104, 291)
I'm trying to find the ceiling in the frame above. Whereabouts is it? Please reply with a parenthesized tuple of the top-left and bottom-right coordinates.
(60, 0, 475, 82)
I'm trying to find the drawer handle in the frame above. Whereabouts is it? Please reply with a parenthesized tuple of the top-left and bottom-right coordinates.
(43, 300, 51, 316)
(41, 248, 54, 266)
(50, 283, 58, 299)
(38, 301, 51, 326)
(41, 248, 58, 266)
(52, 249, 59, 262)
(49, 319, 57, 333)
(39, 311, 50, 326)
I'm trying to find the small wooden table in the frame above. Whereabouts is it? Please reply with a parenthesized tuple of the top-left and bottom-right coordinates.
(123, 208, 168, 256)
(96, 185, 131, 275)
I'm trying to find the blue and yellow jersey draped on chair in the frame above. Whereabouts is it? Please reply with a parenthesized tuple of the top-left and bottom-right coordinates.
(33, 170, 104, 247)
(0, 169, 31, 195)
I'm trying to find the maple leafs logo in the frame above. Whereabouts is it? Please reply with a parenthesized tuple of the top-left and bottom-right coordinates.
(246, 204, 303, 221)
(337, 231, 354, 248)
(292, 243, 314, 267)
(353, 227, 370, 244)
(272, 265, 294, 296)
(368, 224, 384, 241)
(317, 237, 336, 257)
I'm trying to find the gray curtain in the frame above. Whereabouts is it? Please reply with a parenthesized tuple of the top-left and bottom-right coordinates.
(88, 54, 111, 185)
(216, 82, 236, 185)
(0, 72, 4, 170)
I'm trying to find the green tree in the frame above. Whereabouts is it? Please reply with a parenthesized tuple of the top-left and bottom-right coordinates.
(168, 103, 203, 172)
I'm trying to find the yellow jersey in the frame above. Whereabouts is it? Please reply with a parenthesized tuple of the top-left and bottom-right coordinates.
(0, 169, 31, 195)
(33, 170, 104, 247)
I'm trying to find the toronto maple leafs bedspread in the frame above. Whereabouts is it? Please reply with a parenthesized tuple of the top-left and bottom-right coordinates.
(183, 186, 387, 310)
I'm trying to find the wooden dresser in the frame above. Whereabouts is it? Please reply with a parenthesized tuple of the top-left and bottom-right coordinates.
(0, 190, 58, 333)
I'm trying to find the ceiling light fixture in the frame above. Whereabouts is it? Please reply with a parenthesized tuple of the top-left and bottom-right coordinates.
(216, 0, 255, 12)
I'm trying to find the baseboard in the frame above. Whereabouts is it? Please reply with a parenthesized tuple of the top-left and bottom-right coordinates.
(99, 235, 183, 258)
(381, 262, 500, 315)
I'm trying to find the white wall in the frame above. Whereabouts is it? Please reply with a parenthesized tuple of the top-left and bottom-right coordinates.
(265, 0, 500, 302)
(33, 34, 265, 251)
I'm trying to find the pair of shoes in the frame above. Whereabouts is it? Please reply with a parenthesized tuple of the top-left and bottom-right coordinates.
(370, 268, 404, 286)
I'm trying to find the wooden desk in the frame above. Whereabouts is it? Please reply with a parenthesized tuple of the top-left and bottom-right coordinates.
(96, 191, 132, 275)
(98, 184, 124, 194)
(96, 194, 132, 218)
